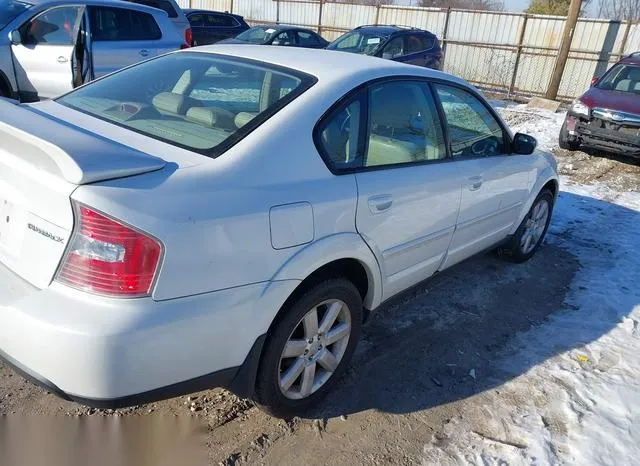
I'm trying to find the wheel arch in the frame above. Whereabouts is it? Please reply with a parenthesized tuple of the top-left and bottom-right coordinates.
(229, 235, 383, 399)
(270, 232, 384, 313)
(511, 171, 559, 235)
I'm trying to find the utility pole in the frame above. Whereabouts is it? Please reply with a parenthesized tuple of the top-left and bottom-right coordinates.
(545, 0, 582, 100)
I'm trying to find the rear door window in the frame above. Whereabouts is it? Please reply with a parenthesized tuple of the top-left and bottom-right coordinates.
(207, 13, 238, 27)
(89, 7, 162, 41)
(187, 13, 206, 27)
(407, 34, 434, 53)
(127, 0, 178, 18)
(297, 31, 320, 47)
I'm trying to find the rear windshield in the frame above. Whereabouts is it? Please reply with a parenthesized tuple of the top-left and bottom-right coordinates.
(597, 64, 640, 95)
(327, 30, 388, 55)
(236, 26, 278, 44)
(0, 1, 31, 30)
(58, 53, 315, 157)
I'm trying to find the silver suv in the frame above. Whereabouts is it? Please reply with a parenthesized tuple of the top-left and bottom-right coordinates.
(0, 0, 186, 101)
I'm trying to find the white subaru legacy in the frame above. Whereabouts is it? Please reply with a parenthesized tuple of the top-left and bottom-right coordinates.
(0, 46, 557, 417)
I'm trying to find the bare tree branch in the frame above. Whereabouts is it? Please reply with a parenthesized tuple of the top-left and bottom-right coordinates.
(420, 0, 504, 10)
(598, 0, 640, 20)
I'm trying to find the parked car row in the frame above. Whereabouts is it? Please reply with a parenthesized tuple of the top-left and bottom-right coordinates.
(0, 0, 189, 101)
(0, 0, 444, 102)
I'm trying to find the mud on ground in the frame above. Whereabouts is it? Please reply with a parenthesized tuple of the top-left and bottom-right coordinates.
(0, 135, 637, 465)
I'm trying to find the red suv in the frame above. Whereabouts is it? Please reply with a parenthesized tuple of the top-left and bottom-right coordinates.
(560, 52, 640, 157)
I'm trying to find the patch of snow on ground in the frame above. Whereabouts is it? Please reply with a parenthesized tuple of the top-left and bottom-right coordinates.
(422, 104, 640, 465)
(498, 103, 566, 152)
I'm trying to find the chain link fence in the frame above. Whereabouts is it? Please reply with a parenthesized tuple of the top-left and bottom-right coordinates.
(178, 0, 640, 101)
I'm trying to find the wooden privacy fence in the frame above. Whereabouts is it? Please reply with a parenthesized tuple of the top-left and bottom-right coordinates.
(178, 0, 640, 101)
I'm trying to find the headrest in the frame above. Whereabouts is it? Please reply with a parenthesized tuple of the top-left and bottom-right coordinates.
(186, 106, 236, 128)
(234, 112, 257, 128)
(152, 92, 189, 115)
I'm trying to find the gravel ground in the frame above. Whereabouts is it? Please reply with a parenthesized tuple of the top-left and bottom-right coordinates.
(1, 110, 639, 465)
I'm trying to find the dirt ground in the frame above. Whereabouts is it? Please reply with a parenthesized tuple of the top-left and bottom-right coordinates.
(1, 149, 638, 465)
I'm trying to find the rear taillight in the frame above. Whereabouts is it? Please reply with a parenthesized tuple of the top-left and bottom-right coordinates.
(56, 203, 163, 297)
(184, 27, 193, 47)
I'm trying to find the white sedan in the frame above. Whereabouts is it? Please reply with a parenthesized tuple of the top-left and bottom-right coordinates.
(0, 46, 557, 417)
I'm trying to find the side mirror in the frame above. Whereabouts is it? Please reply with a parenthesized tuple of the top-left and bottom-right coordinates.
(591, 76, 600, 87)
(9, 30, 21, 45)
(512, 133, 537, 155)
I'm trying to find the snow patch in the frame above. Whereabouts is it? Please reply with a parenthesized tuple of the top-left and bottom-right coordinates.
(422, 105, 640, 463)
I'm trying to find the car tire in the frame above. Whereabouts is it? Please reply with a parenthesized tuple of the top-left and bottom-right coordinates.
(254, 278, 363, 418)
(500, 190, 554, 263)
(559, 121, 580, 151)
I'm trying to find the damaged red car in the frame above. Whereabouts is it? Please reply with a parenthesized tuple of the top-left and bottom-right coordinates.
(560, 52, 640, 157)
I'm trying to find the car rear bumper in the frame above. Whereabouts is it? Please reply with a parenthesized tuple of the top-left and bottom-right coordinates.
(565, 113, 640, 156)
(0, 262, 298, 407)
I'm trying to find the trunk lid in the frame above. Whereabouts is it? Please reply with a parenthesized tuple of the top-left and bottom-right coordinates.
(0, 100, 166, 289)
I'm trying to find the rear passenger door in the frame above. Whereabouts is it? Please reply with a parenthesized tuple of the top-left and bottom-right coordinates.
(88, 6, 161, 77)
(316, 80, 462, 300)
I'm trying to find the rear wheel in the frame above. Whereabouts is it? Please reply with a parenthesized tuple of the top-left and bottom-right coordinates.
(559, 121, 580, 151)
(254, 278, 362, 418)
(501, 190, 554, 263)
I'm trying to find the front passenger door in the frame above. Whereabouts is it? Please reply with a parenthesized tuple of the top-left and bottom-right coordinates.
(434, 84, 534, 269)
(11, 6, 84, 100)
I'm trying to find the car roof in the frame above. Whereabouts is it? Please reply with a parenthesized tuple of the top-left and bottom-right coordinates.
(354, 25, 430, 35)
(183, 9, 241, 17)
(619, 52, 640, 66)
(25, 0, 169, 13)
(250, 24, 315, 33)
(188, 45, 466, 86)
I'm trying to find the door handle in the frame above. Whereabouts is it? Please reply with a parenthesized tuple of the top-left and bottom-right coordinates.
(368, 195, 393, 214)
(139, 49, 150, 57)
(57, 56, 68, 63)
(468, 176, 483, 191)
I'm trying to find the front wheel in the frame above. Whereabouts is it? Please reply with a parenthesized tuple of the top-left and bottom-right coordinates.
(254, 278, 362, 418)
(501, 190, 554, 263)
(559, 121, 580, 151)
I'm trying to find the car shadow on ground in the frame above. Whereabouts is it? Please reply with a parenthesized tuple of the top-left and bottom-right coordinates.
(580, 147, 640, 166)
(309, 191, 638, 419)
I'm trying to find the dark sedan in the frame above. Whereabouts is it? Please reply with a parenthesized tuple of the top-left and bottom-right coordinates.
(327, 25, 443, 70)
(184, 9, 249, 46)
(217, 24, 329, 48)
(560, 52, 640, 157)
